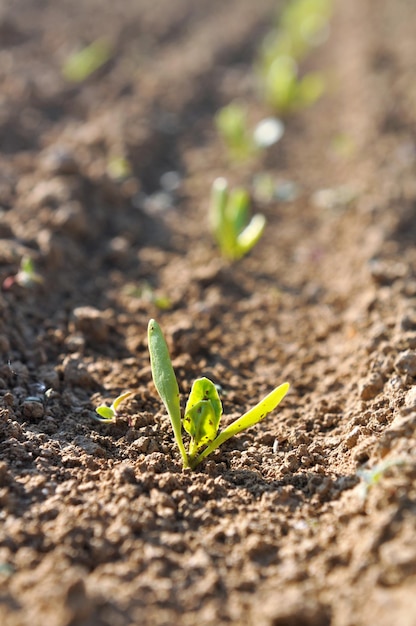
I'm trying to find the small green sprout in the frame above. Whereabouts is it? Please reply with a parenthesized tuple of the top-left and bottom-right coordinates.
(148, 319, 290, 470)
(215, 103, 284, 161)
(95, 391, 133, 423)
(256, 0, 332, 114)
(210, 178, 266, 261)
(3, 256, 44, 290)
(123, 280, 171, 310)
(261, 56, 325, 113)
(215, 103, 255, 161)
(357, 458, 406, 500)
(62, 38, 112, 82)
(107, 156, 132, 181)
(16, 256, 43, 286)
(279, 0, 333, 59)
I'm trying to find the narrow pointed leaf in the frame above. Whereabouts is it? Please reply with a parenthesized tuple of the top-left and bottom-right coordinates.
(236, 213, 266, 257)
(227, 188, 250, 236)
(148, 319, 188, 467)
(112, 391, 133, 412)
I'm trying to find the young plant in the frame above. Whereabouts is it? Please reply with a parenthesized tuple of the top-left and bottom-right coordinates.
(95, 391, 133, 423)
(215, 103, 284, 161)
(2, 256, 43, 290)
(148, 318, 290, 470)
(357, 459, 406, 500)
(62, 38, 112, 83)
(256, 0, 332, 114)
(210, 178, 266, 261)
(261, 56, 325, 114)
(123, 280, 171, 310)
(215, 103, 255, 161)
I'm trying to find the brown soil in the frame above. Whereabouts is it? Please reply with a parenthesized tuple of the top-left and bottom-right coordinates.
(1, 1, 416, 624)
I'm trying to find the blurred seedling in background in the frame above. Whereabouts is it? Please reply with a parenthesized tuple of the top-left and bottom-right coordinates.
(274, 0, 332, 61)
(257, 0, 332, 113)
(2, 256, 43, 290)
(215, 103, 254, 161)
(148, 318, 290, 470)
(210, 177, 266, 261)
(95, 391, 133, 423)
(357, 459, 406, 500)
(215, 102, 284, 161)
(312, 184, 357, 211)
(252, 172, 300, 203)
(123, 280, 171, 310)
(260, 55, 325, 114)
(62, 38, 112, 82)
(331, 133, 356, 159)
(106, 156, 132, 181)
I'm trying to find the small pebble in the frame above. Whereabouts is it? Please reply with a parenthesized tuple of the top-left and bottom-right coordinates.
(360, 372, 384, 400)
(404, 386, 416, 408)
(345, 425, 361, 449)
(395, 350, 416, 377)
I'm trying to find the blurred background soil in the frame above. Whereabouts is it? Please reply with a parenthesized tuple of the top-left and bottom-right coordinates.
(0, 0, 416, 624)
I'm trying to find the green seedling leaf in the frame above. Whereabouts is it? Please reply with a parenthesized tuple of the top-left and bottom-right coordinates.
(95, 406, 116, 421)
(357, 458, 407, 500)
(63, 39, 112, 82)
(184, 400, 217, 460)
(227, 188, 250, 237)
(183, 378, 222, 459)
(297, 72, 325, 106)
(210, 178, 266, 261)
(264, 56, 298, 112)
(94, 391, 133, 423)
(15, 256, 43, 287)
(257, 0, 332, 114)
(215, 102, 255, 161)
(112, 391, 133, 412)
(237, 213, 266, 257)
(148, 319, 189, 468)
(107, 156, 132, 181)
(210, 178, 234, 258)
(184, 377, 222, 424)
(191, 382, 290, 469)
(123, 281, 172, 310)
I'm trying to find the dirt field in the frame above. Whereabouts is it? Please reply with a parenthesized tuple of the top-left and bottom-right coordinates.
(1, 1, 416, 624)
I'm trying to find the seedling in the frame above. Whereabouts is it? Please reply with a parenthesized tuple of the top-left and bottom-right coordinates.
(215, 103, 255, 161)
(256, 0, 332, 114)
(62, 38, 112, 82)
(252, 173, 300, 203)
(123, 280, 171, 310)
(215, 103, 284, 161)
(2, 256, 43, 290)
(107, 156, 132, 181)
(357, 458, 406, 499)
(261, 56, 325, 113)
(148, 318, 289, 470)
(278, 0, 333, 60)
(95, 391, 133, 423)
(210, 178, 266, 261)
